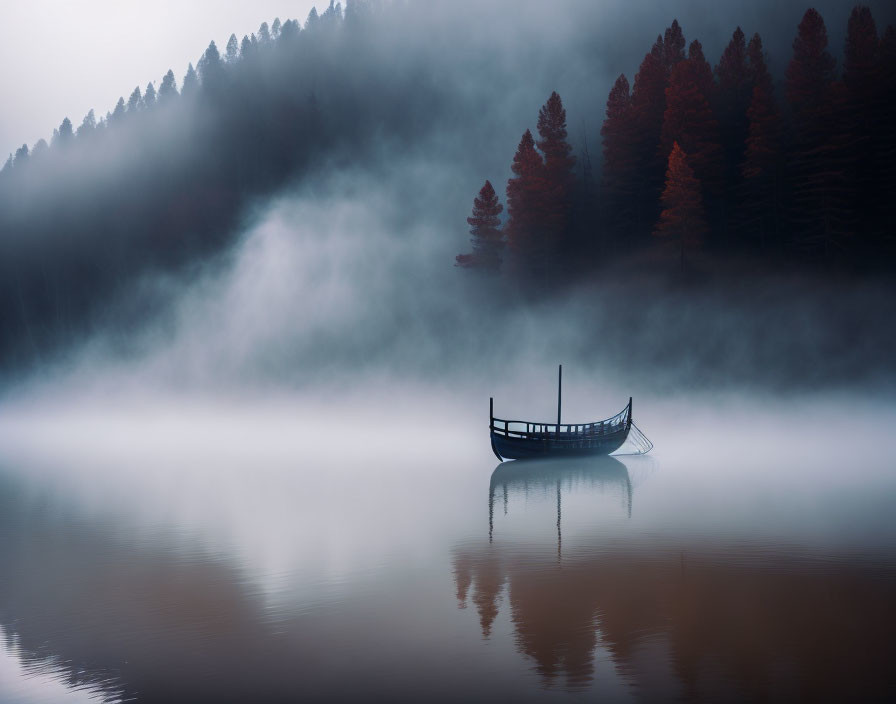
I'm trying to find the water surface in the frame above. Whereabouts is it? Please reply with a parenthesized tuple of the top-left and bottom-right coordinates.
(1, 393, 894, 702)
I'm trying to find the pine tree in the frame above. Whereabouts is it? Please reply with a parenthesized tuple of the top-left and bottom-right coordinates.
(456, 180, 504, 271)
(143, 82, 156, 109)
(225, 34, 240, 63)
(77, 109, 96, 138)
(127, 86, 143, 113)
(198, 41, 223, 86)
(258, 22, 272, 46)
(505, 129, 546, 277)
(746, 33, 772, 89)
(535, 92, 576, 245)
(741, 70, 782, 252)
(240, 35, 255, 60)
(52, 117, 74, 147)
(182, 63, 199, 98)
(158, 70, 178, 102)
(786, 8, 851, 256)
(655, 142, 707, 269)
(630, 40, 668, 236)
(663, 20, 686, 71)
(715, 27, 752, 235)
(661, 41, 722, 213)
(600, 74, 638, 240)
(111, 97, 126, 123)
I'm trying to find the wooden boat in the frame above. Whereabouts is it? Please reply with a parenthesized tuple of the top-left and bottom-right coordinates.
(489, 365, 652, 461)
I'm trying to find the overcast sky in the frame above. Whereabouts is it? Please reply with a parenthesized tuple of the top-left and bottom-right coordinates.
(0, 1, 316, 158)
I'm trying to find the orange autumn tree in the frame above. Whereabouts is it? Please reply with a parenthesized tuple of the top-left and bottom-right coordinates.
(654, 142, 707, 269)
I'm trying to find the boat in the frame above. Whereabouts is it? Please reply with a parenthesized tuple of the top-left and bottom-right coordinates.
(489, 365, 652, 461)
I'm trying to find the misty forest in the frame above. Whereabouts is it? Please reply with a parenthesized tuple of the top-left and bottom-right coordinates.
(1, 1, 896, 702)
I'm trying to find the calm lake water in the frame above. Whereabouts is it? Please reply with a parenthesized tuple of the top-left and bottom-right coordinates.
(1, 391, 895, 702)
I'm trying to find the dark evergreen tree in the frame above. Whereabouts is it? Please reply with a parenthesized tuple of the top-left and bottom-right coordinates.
(655, 142, 707, 269)
(271, 18, 282, 40)
(661, 40, 722, 223)
(258, 22, 272, 46)
(143, 82, 157, 109)
(456, 180, 504, 271)
(52, 117, 74, 147)
(629, 39, 668, 236)
(127, 86, 143, 113)
(197, 41, 223, 86)
(240, 35, 255, 59)
(505, 129, 546, 278)
(785, 8, 851, 256)
(663, 20, 686, 71)
(741, 63, 782, 252)
(600, 74, 638, 241)
(535, 91, 576, 248)
(225, 33, 240, 62)
(182, 62, 199, 97)
(111, 97, 126, 123)
(158, 70, 177, 102)
(77, 109, 97, 138)
(715, 27, 752, 238)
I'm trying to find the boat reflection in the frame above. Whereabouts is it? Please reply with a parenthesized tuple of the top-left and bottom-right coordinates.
(488, 456, 632, 545)
(455, 458, 896, 699)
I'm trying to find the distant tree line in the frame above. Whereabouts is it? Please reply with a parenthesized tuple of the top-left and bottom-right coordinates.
(0, 1, 438, 368)
(457, 6, 896, 277)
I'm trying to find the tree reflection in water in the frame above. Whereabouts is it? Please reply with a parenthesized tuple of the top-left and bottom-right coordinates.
(454, 457, 896, 699)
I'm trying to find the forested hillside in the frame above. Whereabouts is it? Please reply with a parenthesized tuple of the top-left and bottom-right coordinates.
(458, 6, 896, 277)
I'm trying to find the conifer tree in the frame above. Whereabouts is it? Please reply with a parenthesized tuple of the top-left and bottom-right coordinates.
(786, 8, 850, 255)
(53, 117, 74, 147)
(506, 129, 546, 276)
(258, 22, 272, 46)
(127, 86, 143, 113)
(198, 41, 223, 86)
(663, 20, 686, 71)
(715, 27, 751, 230)
(111, 97, 126, 123)
(741, 68, 782, 251)
(456, 180, 504, 271)
(601, 74, 638, 240)
(225, 34, 240, 63)
(158, 70, 178, 102)
(630, 39, 668, 235)
(661, 41, 722, 209)
(77, 109, 96, 138)
(535, 92, 576, 243)
(182, 63, 199, 98)
(143, 82, 156, 109)
(241, 35, 255, 59)
(655, 142, 707, 269)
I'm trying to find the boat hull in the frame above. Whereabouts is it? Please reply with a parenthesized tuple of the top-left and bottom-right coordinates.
(490, 427, 629, 461)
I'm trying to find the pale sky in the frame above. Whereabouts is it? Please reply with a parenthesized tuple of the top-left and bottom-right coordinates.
(0, 1, 317, 158)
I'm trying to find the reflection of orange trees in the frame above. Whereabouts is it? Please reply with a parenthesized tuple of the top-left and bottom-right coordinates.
(452, 546, 896, 698)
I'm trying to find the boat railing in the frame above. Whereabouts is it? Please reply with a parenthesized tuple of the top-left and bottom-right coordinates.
(490, 403, 630, 440)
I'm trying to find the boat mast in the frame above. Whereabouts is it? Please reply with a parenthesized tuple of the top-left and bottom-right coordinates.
(557, 364, 562, 430)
